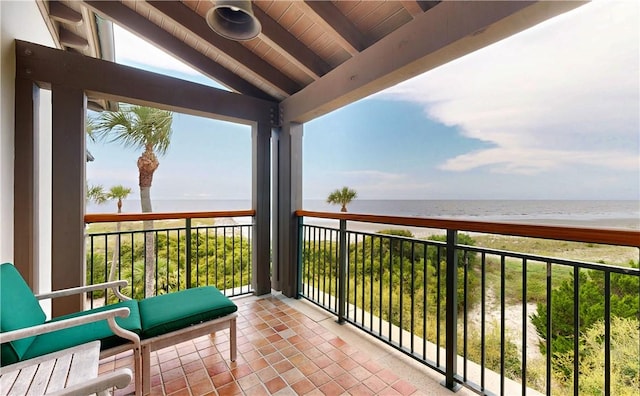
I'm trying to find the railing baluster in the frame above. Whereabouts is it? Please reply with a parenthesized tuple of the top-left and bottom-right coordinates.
(546, 261, 552, 396)
(500, 255, 506, 396)
(337, 219, 347, 324)
(604, 271, 611, 396)
(186, 218, 192, 289)
(522, 258, 528, 395)
(573, 266, 579, 396)
(444, 229, 459, 391)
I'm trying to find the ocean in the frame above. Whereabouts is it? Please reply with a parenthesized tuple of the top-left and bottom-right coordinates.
(86, 199, 640, 230)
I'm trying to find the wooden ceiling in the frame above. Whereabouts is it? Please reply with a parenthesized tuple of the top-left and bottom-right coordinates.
(36, 0, 584, 123)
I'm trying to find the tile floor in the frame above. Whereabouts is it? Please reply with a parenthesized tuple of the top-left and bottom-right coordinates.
(99, 294, 468, 396)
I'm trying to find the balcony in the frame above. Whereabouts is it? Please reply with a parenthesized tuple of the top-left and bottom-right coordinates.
(85, 210, 640, 395)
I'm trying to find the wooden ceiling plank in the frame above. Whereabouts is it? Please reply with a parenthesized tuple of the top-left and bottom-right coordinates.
(146, 0, 301, 96)
(253, 7, 331, 79)
(281, 0, 585, 123)
(297, 1, 369, 55)
(16, 40, 277, 125)
(48, 0, 83, 25)
(82, 0, 274, 100)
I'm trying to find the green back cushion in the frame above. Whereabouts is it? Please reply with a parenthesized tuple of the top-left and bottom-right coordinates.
(0, 263, 46, 365)
(21, 300, 142, 361)
(139, 286, 237, 338)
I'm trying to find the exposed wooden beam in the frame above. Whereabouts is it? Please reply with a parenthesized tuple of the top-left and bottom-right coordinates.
(147, 1, 301, 97)
(298, 1, 369, 55)
(48, 0, 82, 25)
(253, 6, 331, 80)
(16, 40, 278, 126)
(281, 0, 585, 123)
(82, 0, 275, 101)
(400, 1, 427, 17)
(59, 26, 89, 50)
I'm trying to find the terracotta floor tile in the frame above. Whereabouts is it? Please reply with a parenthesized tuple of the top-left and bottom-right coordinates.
(376, 368, 400, 384)
(186, 368, 209, 385)
(95, 296, 428, 396)
(160, 358, 182, 372)
(216, 381, 243, 396)
(248, 357, 269, 371)
(168, 387, 191, 396)
(183, 359, 204, 374)
(237, 373, 261, 391)
(206, 361, 229, 377)
(291, 378, 315, 396)
(189, 378, 214, 396)
(265, 351, 286, 364)
(280, 367, 304, 385)
(337, 357, 359, 371)
(347, 383, 374, 395)
(378, 387, 402, 396)
(302, 347, 323, 359)
(391, 380, 418, 396)
(308, 370, 331, 387)
(323, 362, 346, 379)
(362, 359, 383, 374)
(245, 384, 270, 396)
(364, 375, 387, 393)
(256, 366, 278, 382)
(314, 354, 333, 369)
(298, 361, 320, 376)
(319, 380, 345, 395)
(164, 377, 187, 394)
(334, 372, 359, 390)
(350, 366, 373, 382)
(162, 367, 185, 383)
(230, 363, 253, 379)
(212, 371, 234, 388)
(265, 376, 287, 394)
(273, 359, 294, 374)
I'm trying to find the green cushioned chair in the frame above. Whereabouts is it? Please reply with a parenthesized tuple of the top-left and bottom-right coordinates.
(0, 263, 238, 396)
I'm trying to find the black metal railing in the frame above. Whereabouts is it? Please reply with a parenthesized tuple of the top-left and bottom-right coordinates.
(296, 211, 640, 396)
(85, 210, 255, 307)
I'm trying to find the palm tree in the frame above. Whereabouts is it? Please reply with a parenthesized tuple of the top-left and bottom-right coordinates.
(109, 185, 132, 214)
(327, 186, 358, 212)
(91, 105, 173, 297)
(87, 184, 108, 204)
(107, 185, 132, 284)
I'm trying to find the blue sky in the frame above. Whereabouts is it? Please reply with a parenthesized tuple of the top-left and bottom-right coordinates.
(86, 0, 639, 203)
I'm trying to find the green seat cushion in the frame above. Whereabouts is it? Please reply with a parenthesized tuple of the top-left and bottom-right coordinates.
(139, 287, 237, 338)
(21, 300, 141, 361)
(0, 263, 46, 366)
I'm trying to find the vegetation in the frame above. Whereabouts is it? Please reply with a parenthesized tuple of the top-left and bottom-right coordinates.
(86, 226, 250, 302)
(326, 186, 357, 212)
(90, 105, 174, 297)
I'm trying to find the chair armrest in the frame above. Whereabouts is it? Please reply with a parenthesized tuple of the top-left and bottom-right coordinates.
(0, 307, 132, 344)
(47, 368, 133, 396)
(35, 280, 131, 302)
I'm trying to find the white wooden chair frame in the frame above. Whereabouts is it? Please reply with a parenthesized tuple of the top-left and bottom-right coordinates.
(0, 280, 237, 395)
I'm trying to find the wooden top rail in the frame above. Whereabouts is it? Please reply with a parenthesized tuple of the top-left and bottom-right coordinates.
(85, 210, 255, 224)
(296, 210, 640, 248)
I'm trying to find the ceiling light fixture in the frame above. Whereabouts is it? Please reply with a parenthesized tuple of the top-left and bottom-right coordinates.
(206, 1, 261, 41)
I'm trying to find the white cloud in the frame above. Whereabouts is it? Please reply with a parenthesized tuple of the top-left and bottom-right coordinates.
(113, 24, 200, 76)
(381, 0, 639, 174)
